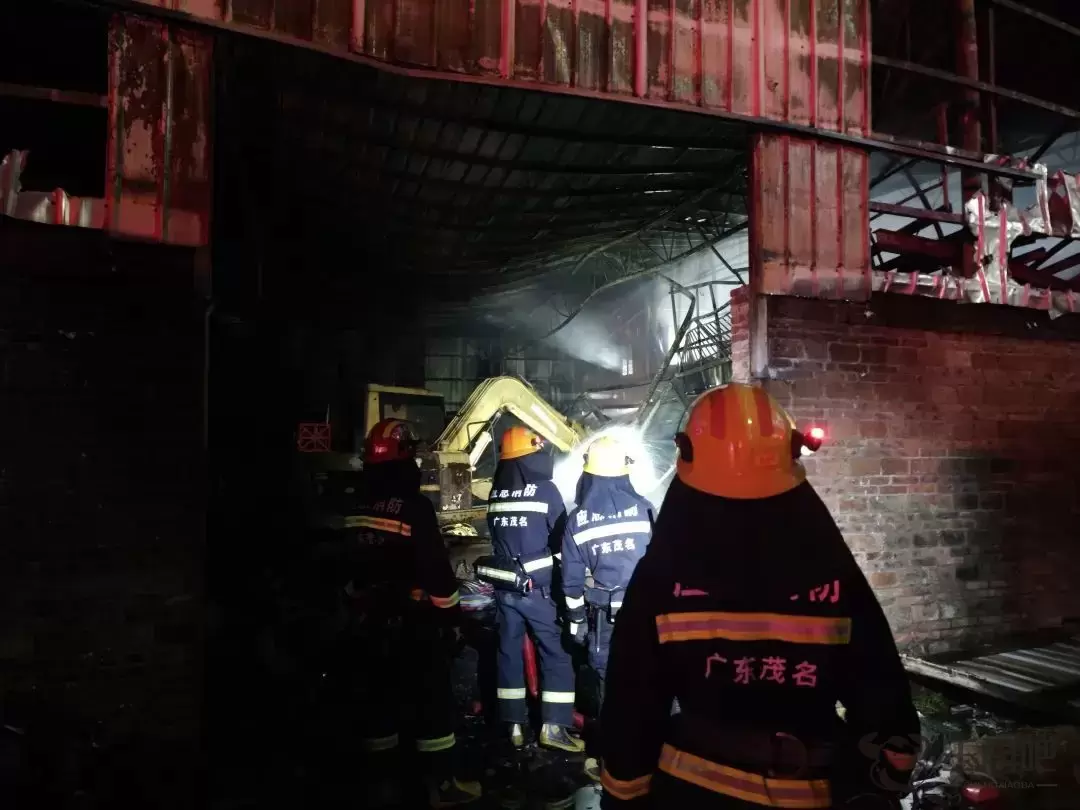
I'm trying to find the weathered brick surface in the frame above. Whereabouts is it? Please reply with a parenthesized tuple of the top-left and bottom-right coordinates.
(0, 218, 204, 804)
(732, 288, 1080, 655)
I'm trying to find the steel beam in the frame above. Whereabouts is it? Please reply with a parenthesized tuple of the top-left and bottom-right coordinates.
(869, 201, 965, 226)
(986, 0, 1080, 39)
(0, 81, 106, 107)
(871, 54, 1080, 122)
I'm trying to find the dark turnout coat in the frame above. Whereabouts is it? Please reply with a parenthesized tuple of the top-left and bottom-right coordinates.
(599, 478, 920, 809)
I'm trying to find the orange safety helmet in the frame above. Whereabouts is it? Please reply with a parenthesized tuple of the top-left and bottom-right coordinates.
(674, 383, 806, 499)
(500, 425, 544, 460)
(364, 418, 419, 464)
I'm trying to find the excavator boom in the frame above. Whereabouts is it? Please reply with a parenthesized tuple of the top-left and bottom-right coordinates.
(435, 376, 586, 468)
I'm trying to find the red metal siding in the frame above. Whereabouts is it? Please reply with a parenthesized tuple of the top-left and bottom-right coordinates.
(750, 133, 870, 299)
(130, 0, 871, 130)
(106, 15, 213, 246)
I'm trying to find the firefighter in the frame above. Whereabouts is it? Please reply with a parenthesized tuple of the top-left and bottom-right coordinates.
(346, 419, 482, 808)
(475, 425, 583, 753)
(598, 384, 921, 809)
(561, 435, 653, 780)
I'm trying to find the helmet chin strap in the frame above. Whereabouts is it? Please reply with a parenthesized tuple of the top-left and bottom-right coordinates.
(674, 432, 694, 463)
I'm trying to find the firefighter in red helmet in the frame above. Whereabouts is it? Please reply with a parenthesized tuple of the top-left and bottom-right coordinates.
(343, 419, 481, 808)
(598, 384, 920, 809)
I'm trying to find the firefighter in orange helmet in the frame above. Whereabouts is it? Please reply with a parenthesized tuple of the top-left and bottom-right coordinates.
(598, 384, 920, 809)
(342, 419, 481, 807)
(475, 425, 583, 752)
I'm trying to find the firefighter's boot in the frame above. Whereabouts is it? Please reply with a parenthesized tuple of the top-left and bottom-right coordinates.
(508, 723, 525, 748)
(539, 724, 585, 753)
(428, 777, 482, 808)
(365, 777, 402, 809)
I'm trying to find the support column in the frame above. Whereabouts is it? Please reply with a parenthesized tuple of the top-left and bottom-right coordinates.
(956, 0, 983, 278)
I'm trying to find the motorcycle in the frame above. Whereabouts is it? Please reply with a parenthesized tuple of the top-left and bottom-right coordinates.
(907, 734, 1003, 810)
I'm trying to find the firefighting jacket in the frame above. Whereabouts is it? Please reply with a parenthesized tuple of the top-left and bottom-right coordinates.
(561, 473, 652, 623)
(598, 478, 920, 809)
(345, 459, 462, 622)
(486, 452, 567, 590)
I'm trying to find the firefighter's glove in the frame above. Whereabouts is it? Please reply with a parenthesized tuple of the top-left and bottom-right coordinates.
(568, 621, 588, 646)
(566, 605, 587, 625)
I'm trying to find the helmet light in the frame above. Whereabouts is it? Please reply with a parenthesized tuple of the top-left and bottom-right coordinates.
(799, 426, 825, 457)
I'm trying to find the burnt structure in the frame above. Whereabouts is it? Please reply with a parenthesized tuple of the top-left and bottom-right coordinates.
(2, 0, 1080, 802)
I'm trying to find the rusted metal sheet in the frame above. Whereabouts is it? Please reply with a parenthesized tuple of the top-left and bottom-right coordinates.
(130, 0, 871, 129)
(107, 15, 212, 246)
(1, 149, 107, 229)
(750, 132, 871, 299)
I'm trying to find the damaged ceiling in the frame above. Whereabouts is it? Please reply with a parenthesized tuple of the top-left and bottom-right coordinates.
(215, 34, 750, 318)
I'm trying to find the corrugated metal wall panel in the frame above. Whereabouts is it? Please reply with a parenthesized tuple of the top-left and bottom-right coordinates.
(750, 132, 870, 299)
(131, 0, 870, 129)
(106, 15, 213, 246)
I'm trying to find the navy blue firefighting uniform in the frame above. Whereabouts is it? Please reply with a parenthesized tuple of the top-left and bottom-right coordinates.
(342, 459, 464, 782)
(561, 472, 652, 696)
(487, 453, 577, 727)
(598, 478, 921, 809)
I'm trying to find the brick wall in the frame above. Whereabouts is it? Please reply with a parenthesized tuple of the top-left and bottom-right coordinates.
(0, 217, 204, 805)
(731, 288, 1080, 655)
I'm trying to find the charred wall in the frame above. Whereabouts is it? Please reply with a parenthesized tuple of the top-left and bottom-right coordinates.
(731, 288, 1080, 655)
(0, 217, 204, 805)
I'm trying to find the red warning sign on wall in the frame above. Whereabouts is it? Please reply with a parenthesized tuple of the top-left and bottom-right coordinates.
(297, 422, 332, 453)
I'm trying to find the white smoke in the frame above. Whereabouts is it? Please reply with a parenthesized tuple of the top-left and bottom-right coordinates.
(553, 423, 663, 509)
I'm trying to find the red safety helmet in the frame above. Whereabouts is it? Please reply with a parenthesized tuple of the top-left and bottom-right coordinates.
(364, 419, 419, 464)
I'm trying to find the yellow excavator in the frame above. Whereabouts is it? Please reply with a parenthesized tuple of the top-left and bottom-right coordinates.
(300, 376, 589, 537)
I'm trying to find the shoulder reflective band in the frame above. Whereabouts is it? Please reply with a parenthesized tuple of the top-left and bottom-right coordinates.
(497, 687, 528, 700)
(573, 521, 651, 545)
(488, 501, 550, 514)
(361, 733, 400, 752)
(476, 565, 519, 583)
(430, 591, 461, 609)
(541, 691, 575, 703)
(521, 555, 554, 573)
(600, 770, 652, 801)
(416, 733, 456, 753)
(656, 612, 852, 645)
(344, 515, 413, 536)
(659, 744, 831, 808)
(565, 595, 585, 610)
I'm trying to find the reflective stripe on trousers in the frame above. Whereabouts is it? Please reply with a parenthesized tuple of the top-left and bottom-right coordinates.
(541, 691, 575, 704)
(495, 592, 575, 726)
(658, 743, 831, 808)
(416, 733, 456, 753)
(361, 733, 400, 752)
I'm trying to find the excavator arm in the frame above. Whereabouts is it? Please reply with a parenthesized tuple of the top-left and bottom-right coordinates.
(435, 376, 586, 471)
